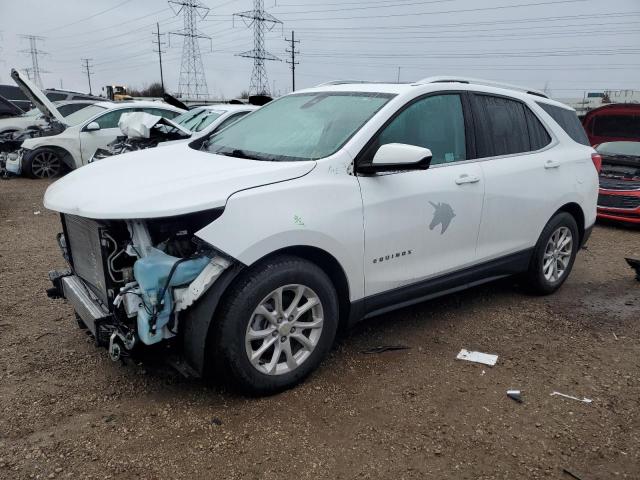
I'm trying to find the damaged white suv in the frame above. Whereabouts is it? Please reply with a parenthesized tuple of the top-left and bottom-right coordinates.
(44, 77, 598, 395)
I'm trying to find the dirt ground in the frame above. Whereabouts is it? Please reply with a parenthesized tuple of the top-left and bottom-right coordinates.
(1, 178, 639, 480)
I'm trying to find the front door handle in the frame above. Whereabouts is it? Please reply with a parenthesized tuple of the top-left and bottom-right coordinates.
(544, 160, 561, 169)
(455, 174, 481, 185)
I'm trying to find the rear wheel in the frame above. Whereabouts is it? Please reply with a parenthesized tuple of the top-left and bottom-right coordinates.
(210, 255, 338, 395)
(524, 212, 579, 295)
(23, 148, 63, 179)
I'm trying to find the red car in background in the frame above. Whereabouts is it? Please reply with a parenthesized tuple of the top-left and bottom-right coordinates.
(583, 104, 640, 146)
(596, 141, 640, 224)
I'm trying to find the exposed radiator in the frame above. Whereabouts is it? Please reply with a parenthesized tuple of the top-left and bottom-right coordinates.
(63, 214, 110, 305)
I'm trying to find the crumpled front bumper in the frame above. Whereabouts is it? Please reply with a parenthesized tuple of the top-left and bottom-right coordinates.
(49, 270, 113, 343)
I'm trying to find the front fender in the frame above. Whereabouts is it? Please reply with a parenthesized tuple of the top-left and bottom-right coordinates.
(195, 169, 365, 301)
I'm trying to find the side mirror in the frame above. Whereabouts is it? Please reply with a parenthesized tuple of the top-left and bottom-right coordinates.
(358, 143, 432, 174)
(85, 122, 100, 132)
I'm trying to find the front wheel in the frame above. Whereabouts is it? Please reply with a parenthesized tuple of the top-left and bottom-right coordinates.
(210, 255, 339, 395)
(22, 148, 64, 179)
(524, 212, 579, 295)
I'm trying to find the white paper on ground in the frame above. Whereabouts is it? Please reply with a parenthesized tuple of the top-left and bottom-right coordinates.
(456, 349, 498, 366)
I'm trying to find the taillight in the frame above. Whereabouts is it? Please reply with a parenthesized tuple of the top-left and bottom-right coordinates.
(591, 153, 602, 173)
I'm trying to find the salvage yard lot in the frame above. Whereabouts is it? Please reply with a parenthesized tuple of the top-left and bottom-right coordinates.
(1, 178, 639, 479)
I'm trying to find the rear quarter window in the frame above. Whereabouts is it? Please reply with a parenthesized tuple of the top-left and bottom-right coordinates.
(536, 102, 589, 145)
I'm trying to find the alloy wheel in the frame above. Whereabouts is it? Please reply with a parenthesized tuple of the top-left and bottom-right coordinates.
(245, 284, 324, 376)
(542, 226, 573, 282)
(31, 151, 61, 178)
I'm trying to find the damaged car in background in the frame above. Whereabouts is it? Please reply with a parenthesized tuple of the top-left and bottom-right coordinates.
(4, 69, 184, 178)
(0, 101, 99, 176)
(91, 104, 257, 160)
(596, 141, 640, 224)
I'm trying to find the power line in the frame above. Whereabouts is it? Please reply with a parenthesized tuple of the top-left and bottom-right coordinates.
(19, 35, 48, 89)
(233, 0, 282, 96)
(275, 0, 588, 21)
(81, 58, 94, 95)
(45, 0, 133, 34)
(285, 30, 299, 92)
(153, 22, 168, 93)
(169, 0, 212, 99)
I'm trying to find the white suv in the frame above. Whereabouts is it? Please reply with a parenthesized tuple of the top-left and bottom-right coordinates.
(44, 77, 598, 395)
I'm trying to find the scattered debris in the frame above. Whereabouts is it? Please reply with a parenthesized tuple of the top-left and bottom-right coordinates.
(626, 257, 640, 281)
(33, 210, 41, 215)
(507, 389, 523, 403)
(361, 345, 410, 354)
(613, 332, 619, 341)
(210, 417, 223, 426)
(456, 349, 498, 366)
(551, 391, 593, 404)
(562, 467, 586, 480)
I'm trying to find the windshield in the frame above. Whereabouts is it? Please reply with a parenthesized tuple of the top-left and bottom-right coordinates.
(64, 104, 107, 126)
(597, 141, 640, 157)
(174, 107, 224, 132)
(204, 92, 394, 161)
(23, 107, 41, 118)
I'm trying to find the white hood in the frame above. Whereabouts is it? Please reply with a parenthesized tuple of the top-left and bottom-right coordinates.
(44, 144, 315, 219)
(10, 69, 67, 125)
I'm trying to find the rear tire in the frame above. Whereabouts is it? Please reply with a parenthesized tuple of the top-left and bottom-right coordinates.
(209, 255, 339, 396)
(22, 147, 63, 179)
(524, 212, 579, 295)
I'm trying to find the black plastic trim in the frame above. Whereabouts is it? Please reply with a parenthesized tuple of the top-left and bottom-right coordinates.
(348, 248, 533, 325)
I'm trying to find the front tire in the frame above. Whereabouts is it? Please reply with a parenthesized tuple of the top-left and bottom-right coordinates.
(22, 148, 63, 179)
(210, 255, 338, 395)
(524, 212, 579, 295)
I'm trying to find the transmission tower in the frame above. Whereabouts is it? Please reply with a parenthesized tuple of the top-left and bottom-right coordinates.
(20, 35, 48, 89)
(169, 1, 211, 99)
(81, 58, 94, 95)
(234, 0, 282, 96)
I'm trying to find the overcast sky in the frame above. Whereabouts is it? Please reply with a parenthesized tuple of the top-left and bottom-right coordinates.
(1, 0, 639, 100)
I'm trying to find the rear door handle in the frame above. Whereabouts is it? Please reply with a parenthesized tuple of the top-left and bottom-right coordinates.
(544, 160, 561, 169)
(455, 174, 481, 185)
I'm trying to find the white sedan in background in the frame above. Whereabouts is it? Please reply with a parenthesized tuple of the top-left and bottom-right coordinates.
(9, 69, 185, 178)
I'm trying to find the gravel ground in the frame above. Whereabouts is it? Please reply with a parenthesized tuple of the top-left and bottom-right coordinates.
(1, 178, 639, 480)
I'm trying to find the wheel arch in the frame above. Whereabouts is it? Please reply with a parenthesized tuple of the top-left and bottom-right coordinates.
(261, 245, 352, 332)
(554, 202, 585, 245)
(24, 145, 75, 172)
(181, 245, 353, 377)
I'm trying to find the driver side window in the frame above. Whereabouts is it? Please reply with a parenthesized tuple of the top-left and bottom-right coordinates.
(367, 94, 467, 166)
(94, 108, 134, 129)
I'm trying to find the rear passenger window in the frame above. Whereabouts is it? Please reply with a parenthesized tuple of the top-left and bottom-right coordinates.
(370, 94, 467, 165)
(472, 94, 533, 157)
(536, 102, 589, 145)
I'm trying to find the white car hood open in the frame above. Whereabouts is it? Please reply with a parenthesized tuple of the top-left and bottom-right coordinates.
(11, 69, 67, 125)
(44, 144, 315, 219)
